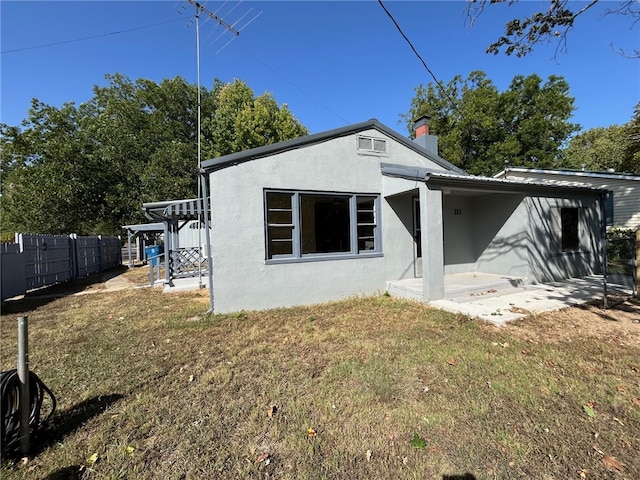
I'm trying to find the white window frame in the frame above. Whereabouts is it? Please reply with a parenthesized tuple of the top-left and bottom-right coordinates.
(264, 189, 382, 263)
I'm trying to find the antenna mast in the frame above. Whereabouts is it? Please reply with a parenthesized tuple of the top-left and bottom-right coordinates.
(181, 0, 259, 303)
(187, 0, 241, 290)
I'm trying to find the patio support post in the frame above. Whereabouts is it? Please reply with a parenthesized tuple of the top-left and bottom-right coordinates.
(164, 222, 171, 286)
(422, 185, 445, 301)
(600, 192, 608, 309)
(635, 228, 640, 298)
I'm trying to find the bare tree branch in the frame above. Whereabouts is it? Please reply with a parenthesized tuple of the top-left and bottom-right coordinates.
(465, 0, 638, 60)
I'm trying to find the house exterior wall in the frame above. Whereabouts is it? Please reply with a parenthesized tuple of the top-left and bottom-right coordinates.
(443, 195, 476, 274)
(473, 194, 530, 278)
(526, 193, 603, 282)
(442, 191, 602, 283)
(443, 193, 530, 278)
(208, 129, 445, 313)
(500, 170, 640, 229)
(381, 187, 419, 281)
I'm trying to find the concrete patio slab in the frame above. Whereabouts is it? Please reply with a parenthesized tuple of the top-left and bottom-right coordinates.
(388, 274, 634, 326)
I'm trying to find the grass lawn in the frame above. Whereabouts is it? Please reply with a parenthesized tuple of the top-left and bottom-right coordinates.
(1, 269, 639, 479)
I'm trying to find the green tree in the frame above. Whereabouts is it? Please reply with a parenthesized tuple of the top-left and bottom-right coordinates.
(466, 0, 640, 58)
(402, 71, 579, 175)
(561, 125, 627, 172)
(202, 79, 308, 158)
(559, 102, 640, 174)
(620, 102, 640, 174)
(0, 75, 308, 237)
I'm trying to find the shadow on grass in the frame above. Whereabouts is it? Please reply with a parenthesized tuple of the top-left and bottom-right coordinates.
(443, 474, 477, 480)
(580, 296, 640, 322)
(42, 465, 84, 480)
(31, 394, 124, 457)
(1, 266, 129, 314)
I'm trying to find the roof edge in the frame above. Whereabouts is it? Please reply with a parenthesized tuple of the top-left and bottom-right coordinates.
(495, 167, 640, 181)
(201, 119, 467, 176)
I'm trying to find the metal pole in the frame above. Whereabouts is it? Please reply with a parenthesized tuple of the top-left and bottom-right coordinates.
(635, 228, 639, 298)
(600, 193, 608, 310)
(196, 5, 203, 289)
(200, 170, 214, 313)
(17, 316, 30, 457)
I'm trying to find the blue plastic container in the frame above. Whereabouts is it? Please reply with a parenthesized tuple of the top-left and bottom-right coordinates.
(145, 245, 161, 267)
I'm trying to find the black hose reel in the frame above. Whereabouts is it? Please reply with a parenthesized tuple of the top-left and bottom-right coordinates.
(0, 369, 57, 460)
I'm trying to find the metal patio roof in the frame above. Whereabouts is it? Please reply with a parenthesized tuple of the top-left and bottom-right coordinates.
(142, 198, 203, 222)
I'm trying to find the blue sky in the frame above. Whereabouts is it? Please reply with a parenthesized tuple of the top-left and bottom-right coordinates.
(1, 0, 639, 137)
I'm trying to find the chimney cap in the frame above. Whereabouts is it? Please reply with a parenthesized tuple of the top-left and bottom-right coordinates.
(413, 115, 431, 127)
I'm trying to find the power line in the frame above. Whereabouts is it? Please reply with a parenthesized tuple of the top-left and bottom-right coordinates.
(377, 0, 462, 118)
(239, 46, 352, 127)
(1, 18, 184, 55)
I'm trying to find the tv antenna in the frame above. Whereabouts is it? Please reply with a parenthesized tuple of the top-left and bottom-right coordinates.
(177, 0, 261, 300)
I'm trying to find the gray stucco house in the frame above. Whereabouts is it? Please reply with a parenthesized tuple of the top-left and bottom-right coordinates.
(200, 118, 607, 314)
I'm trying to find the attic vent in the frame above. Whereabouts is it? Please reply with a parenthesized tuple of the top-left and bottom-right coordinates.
(357, 135, 388, 155)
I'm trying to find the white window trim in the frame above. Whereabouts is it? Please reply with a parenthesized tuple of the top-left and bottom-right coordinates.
(356, 134, 389, 156)
(264, 189, 382, 264)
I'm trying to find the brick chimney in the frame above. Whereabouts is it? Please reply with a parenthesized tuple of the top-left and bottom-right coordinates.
(412, 115, 438, 155)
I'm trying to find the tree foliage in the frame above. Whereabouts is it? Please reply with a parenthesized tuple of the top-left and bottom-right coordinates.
(620, 101, 640, 174)
(403, 71, 579, 176)
(561, 125, 627, 172)
(466, 0, 640, 58)
(560, 101, 640, 174)
(0, 75, 308, 236)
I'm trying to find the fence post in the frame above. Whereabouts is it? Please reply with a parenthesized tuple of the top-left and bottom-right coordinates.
(98, 235, 104, 273)
(17, 316, 30, 457)
(69, 234, 78, 279)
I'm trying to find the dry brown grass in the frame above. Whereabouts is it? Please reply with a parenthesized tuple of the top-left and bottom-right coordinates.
(1, 269, 638, 480)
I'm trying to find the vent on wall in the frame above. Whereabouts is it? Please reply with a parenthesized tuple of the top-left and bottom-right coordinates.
(357, 135, 388, 155)
(454, 208, 462, 216)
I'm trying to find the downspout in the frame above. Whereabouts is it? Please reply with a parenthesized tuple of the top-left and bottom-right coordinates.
(200, 168, 214, 314)
(127, 229, 133, 268)
(600, 192, 608, 310)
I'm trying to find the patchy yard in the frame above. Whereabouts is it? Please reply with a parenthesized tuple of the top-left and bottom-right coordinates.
(1, 270, 638, 480)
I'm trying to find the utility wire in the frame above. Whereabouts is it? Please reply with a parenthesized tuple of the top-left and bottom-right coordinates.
(1, 18, 185, 54)
(377, 0, 462, 118)
(238, 45, 352, 127)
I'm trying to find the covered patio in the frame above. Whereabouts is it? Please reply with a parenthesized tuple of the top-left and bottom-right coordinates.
(141, 198, 209, 287)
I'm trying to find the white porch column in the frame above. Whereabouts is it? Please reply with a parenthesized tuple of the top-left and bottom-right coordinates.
(421, 184, 445, 301)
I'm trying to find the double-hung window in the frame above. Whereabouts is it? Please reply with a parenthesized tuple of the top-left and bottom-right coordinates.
(265, 190, 381, 261)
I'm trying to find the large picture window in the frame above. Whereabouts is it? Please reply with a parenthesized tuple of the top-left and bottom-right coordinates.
(265, 190, 380, 261)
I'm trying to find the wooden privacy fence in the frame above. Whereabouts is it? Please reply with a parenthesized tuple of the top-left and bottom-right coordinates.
(0, 233, 122, 301)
